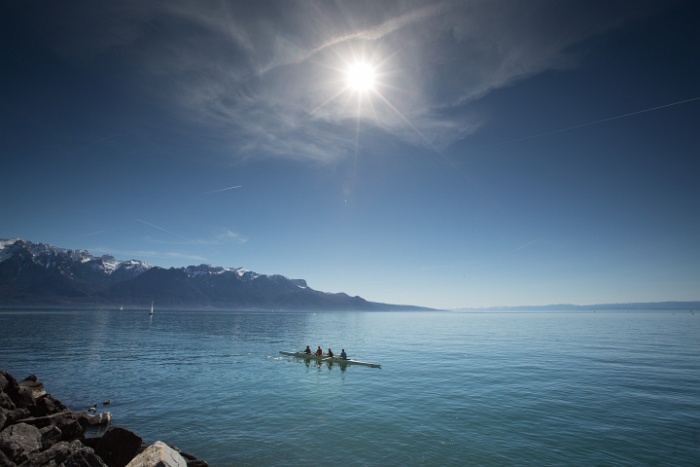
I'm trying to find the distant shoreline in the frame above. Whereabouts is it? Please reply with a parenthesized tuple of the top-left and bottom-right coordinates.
(1, 301, 698, 313)
(0, 304, 438, 312)
(455, 301, 700, 312)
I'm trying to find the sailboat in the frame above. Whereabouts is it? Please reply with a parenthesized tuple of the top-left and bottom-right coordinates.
(149, 301, 154, 316)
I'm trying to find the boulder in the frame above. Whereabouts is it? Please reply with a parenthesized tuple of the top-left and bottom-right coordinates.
(166, 444, 195, 461)
(0, 372, 17, 395)
(0, 373, 31, 410)
(21, 440, 107, 467)
(0, 372, 206, 466)
(125, 441, 187, 467)
(88, 426, 147, 467)
(0, 448, 14, 467)
(40, 424, 62, 449)
(0, 422, 42, 464)
(33, 393, 68, 417)
(18, 375, 46, 399)
(57, 416, 85, 441)
(0, 392, 15, 411)
(6, 408, 31, 425)
(0, 373, 9, 393)
(79, 411, 112, 427)
(12, 386, 34, 410)
(61, 447, 109, 467)
(166, 444, 208, 467)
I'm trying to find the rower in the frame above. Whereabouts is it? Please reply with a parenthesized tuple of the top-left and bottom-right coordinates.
(340, 349, 347, 360)
(315, 346, 323, 356)
(303, 345, 311, 354)
(327, 348, 334, 358)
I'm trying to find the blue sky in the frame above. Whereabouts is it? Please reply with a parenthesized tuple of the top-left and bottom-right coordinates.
(2, 0, 699, 309)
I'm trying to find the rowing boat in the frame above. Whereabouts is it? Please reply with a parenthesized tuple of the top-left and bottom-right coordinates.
(279, 351, 381, 368)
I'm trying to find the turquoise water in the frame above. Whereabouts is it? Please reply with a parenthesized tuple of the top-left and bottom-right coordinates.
(1, 309, 698, 466)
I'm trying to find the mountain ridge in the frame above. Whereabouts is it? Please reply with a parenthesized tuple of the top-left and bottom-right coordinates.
(457, 301, 700, 311)
(0, 238, 431, 311)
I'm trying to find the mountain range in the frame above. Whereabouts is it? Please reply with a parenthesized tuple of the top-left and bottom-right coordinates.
(459, 302, 700, 311)
(0, 239, 430, 311)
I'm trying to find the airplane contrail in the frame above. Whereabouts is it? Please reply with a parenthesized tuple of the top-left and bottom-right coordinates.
(201, 185, 242, 195)
(484, 96, 700, 149)
(135, 219, 187, 240)
(510, 238, 541, 254)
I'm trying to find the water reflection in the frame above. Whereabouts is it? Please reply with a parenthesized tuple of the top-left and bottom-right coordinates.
(300, 359, 348, 373)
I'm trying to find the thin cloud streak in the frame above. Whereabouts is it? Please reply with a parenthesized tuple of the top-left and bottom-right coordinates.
(510, 238, 542, 254)
(220, 228, 248, 244)
(481, 96, 700, 150)
(259, 2, 447, 75)
(38, 0, 662, 163)
(135, 219, 189, 241)
(89, 246, 207, 263)
(201, 185, 242, 195)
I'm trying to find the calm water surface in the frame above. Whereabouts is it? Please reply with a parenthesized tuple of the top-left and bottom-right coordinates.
(1, 310, 698, 466)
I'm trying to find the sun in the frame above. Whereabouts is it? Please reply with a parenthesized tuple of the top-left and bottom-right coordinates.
(346, 62, 376, 93)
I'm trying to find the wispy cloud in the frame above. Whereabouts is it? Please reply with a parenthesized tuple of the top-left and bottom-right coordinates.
(219, 228, 248, 244)
(481, 96, 700, 150)
(90, 224, 248, 264)
(41, 0, 664, 162)
(510, 238, 542, 255)
(201, 185, 242, 195)
(89, 246, 208, 264)
(135, 219, 189, 241)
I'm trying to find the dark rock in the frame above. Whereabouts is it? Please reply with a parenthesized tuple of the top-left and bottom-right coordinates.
(21, 439, 73, 466)
(34, 393, 68, 417)
(0, 422, 42, 464)
(57, 417, 84, 441)
(0, 373, 26, 411)
(39, 424, 62, 449)
(0, 392, 15, 411)
(14, 411, 73, 430)
(16, 412, 88, 441)
(0, 448, 15, 467)
(23, 440, 106, 467)
(89, 426, 146, 467)
(0, 373, 9, 393)
(62, 447, 108, 467)
(0, 372, 207, 467)
(0, 372, 18, 395)
(12, 386, 34, 410)
(5, 408, 30, 425)
(18, 375, 46, 399)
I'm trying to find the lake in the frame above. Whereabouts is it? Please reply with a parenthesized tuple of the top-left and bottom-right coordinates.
(1, 309, 698, 466)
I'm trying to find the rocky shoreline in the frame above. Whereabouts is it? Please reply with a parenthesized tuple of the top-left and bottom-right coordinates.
(0, 371, 208, 467)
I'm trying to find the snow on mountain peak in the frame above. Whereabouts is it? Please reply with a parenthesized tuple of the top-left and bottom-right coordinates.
(0, 238, 151, 275)
(185, 264, 238, 277)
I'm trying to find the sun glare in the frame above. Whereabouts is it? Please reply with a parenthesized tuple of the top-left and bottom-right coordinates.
(346, 62, 376, 92)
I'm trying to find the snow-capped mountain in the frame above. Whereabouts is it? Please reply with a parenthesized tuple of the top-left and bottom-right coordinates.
(0, 238, 151, 287)
(0, 239, 427, 310)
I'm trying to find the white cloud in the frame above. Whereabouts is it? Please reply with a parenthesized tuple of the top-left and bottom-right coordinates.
(220, 228, 248, 244)
(40, 0, 665, 161)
